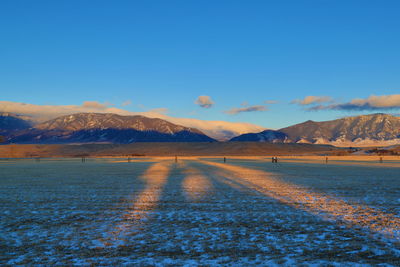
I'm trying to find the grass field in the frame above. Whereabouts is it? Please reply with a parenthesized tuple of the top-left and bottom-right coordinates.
(1, 157, 399, 265)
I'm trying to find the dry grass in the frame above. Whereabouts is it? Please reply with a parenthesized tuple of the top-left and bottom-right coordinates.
(0, 142, 340, 158)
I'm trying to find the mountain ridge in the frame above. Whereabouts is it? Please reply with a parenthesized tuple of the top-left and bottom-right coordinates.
(5, 113, 216, 144)
(34, 113, 205, 134)
(230, 113, 400, 147)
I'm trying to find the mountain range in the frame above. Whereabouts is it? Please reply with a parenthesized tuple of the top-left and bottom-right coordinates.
(0, 112, 399, 146)
(231, 113, 400, 147)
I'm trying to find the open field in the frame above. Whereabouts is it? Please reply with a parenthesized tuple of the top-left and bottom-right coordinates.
(1, 157, 399, 265)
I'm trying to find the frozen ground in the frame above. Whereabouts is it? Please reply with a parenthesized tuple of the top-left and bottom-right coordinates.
(0, 157, 399, 266)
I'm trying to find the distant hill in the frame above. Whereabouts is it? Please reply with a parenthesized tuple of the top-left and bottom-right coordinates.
(230, 114, 400, 147)
(230, 130, 288, 143)
(7, 113, 216, 144)
(0, 113, 32, 139)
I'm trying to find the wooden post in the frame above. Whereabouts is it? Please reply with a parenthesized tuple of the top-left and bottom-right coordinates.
(224, 157, 226, 163)
(325, 157, 328, 164)
(379, 157, 383, 163)
(175, 155, 177, 163)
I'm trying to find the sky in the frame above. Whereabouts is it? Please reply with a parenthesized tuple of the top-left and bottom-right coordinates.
(1, 0, 400, 130)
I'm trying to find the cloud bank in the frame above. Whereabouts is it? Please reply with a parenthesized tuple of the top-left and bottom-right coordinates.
(292, 96, 333, 105)
(307, 94, 400, 111)
(225, 105, 267, 115)
(264, 100, 278, 104)
(121, 100, 132, 107)
(195, 95, 214, 108)
(0, 101, 132, 121)
(82, 101, 110, 109)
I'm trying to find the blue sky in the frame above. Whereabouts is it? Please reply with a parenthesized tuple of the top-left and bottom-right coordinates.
(1, 0, 400, 129)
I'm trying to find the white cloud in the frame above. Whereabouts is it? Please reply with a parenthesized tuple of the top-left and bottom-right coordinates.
(307, 94, 400, 111)
(148, 107, 169, 114)
(224, 105, 267, 115)
(82, 101, 109, 109)
(195, 95, 214, 108)
(121, 100, 132, 107)
(162, 116, 265, 141)
(0, 101, 131, 121)
(292, 96, 333, 105)
(349, 94, 400, 108)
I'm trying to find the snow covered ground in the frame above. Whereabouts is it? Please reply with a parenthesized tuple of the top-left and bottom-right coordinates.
(0, 157, 399, 266)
